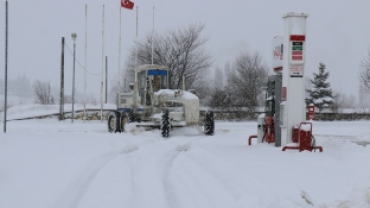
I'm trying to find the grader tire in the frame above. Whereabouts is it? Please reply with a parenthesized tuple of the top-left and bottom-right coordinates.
(121, 114, 129, 133)
(204, 111, 215, 136)
(161, 109, 170, 138)
(126, 110, 136, 123)
(108, 112, 122, 133)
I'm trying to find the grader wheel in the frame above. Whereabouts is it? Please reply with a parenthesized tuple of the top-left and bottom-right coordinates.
(108, 112, 123, 133)
(161, 109, 170, 138)
(204, 111, 215, 135)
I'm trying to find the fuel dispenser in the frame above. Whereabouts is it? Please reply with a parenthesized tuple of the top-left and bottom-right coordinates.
(248, 12, 323, 152)
(248, 75, 282, 146)
(265, 75, 282, 144)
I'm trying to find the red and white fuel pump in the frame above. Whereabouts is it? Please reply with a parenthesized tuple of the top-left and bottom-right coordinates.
(249, 12, 322, 152)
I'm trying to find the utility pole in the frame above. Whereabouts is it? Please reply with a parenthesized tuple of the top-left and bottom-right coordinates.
(151, 6, 154, 65)
(59, 37, 65, 120)
(71, 33, 77, 123)
(118, 2, 122, 94)
(105, 56, 108, 103)
(83, 4, 88, 119)
(133, 6, 138, 111)
(3, 0, 8, 133)
(100, 5, 105, 121)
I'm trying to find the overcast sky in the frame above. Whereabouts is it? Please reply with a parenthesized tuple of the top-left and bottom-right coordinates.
(0, 0, 369, 99)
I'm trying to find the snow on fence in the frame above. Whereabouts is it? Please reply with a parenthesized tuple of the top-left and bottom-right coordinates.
(310, 112, 370, 121)
(3, 105, 370, 121)
(202, 109, 370, 121)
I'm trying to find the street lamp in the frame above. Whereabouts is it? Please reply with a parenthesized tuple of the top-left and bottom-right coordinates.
(71, 33, 77, 123)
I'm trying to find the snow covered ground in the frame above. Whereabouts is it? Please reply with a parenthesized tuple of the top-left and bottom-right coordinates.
(1, 117, 370, 208)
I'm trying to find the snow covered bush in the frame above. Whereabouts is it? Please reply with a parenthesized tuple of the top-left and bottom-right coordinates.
(33, 80, 54, 105)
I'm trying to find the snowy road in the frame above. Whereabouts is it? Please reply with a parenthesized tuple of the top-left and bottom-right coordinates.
(1, 119, 370, 208)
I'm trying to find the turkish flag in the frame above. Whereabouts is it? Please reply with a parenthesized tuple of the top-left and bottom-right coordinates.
(121, 0, 134, 10)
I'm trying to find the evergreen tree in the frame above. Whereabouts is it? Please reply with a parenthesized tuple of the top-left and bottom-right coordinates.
(307, 62, 333, 112)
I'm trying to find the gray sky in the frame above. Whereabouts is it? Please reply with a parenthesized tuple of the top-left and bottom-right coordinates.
(1, 0, 369, 99)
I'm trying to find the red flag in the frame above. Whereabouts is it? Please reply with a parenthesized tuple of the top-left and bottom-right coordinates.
(121, 0, 134, 10)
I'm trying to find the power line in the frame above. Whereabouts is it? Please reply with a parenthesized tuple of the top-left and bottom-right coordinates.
(65, 42, 102, 76)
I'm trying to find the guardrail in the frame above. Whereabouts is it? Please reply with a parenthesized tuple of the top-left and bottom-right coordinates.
(8, 109, 113, 121)
(6, 109, 370, 121)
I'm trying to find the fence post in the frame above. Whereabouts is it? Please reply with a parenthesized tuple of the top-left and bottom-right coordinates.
(59, 37, 65, 120)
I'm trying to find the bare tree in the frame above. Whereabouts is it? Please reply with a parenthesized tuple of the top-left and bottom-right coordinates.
(331, 90, 345, 113)
(359, 49, 370, 94)
(122, 23, 212, 96)
(206, 66, 226, 108)
(33, 80, 54, 105)
(206, 52, 268, 119)
(228, 52, 268, 114)
(332, 90, 357, 113)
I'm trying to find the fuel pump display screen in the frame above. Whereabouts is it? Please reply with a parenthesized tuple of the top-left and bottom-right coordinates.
(291, 42, 303, 61)
(289, 35, 305, 77)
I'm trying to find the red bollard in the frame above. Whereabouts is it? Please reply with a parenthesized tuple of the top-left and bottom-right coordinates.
(248, 135, 257, 145)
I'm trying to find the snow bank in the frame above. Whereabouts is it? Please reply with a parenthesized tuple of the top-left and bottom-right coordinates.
(3, 103, 116, 120)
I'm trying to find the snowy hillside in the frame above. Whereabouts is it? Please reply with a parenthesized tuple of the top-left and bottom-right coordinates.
(1, 114, 370, 207)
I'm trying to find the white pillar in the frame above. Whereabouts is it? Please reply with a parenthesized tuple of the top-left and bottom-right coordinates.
(280, 13, 308, 146)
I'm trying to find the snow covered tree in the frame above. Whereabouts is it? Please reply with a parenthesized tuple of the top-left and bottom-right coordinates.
(207, 66, 226, 108)
(307, 62, 333, 112)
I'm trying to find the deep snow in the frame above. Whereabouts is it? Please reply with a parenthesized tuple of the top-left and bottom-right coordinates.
(1, 117, 370, 208)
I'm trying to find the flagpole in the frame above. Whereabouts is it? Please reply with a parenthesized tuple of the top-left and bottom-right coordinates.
(134, 6, 138, 85)
(83, 4, 88, 119)
(4, 0, 8, 133)
(101, 5, 105, 121)
(118, 2, 122, 93)
(151, 6, 154, 65)
(134, 6, 138, 110)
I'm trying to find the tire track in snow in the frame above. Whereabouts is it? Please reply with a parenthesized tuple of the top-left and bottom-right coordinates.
(159, 137, 238, 208)
(49, 132, 166, 208)
(50, 144, 142, 208)
(166, 150, 231, 208)
(129, 135, 249, 208)
(50, 151, 122, 208)
(125, 137, 198, 208)
(193, 146, 269, 194)
(126, 140, 172, 208)
(162, 141, 194, 208)
(168, 145, 271, 208)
